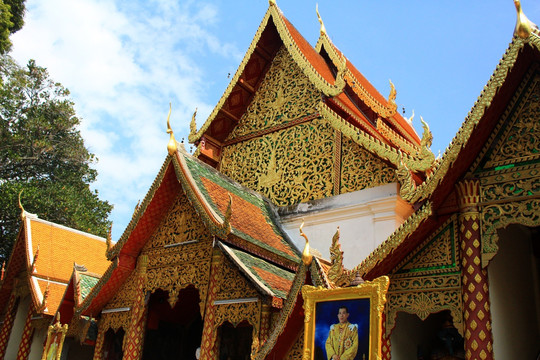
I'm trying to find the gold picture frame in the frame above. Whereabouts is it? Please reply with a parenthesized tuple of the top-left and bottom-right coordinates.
(301, 276, 389, 360)
(41, 320, 68, 360)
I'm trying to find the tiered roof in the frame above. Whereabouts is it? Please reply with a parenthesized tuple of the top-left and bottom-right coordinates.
(0, 214, 110, 317)
(188, 2, 433, 175)
(80, 145, 301, 316)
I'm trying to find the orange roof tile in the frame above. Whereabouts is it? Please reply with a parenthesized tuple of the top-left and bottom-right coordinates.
(28, 218, 110, 283)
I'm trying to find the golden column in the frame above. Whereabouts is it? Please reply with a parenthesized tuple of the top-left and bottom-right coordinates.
(123, 255, 149, 360)
(0, 293, 19, 359)
(259, 304, 271, 348)
(456, 180, 493, 360)
(15, 304, 34, 360)
(199, 249, 222, 360)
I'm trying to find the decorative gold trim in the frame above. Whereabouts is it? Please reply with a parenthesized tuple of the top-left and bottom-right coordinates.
(189, 3, 346, 144)
(402, 34, 540, 203)
(333, 130, 342, 196)
(320, 103, 434, 172)
(327, 228, 356, 288)
(376, 118, 419, 155)
(514, 0, 537, 39)
(166, 103, 178, 156)
(356, 202, 433, 277)
(301, 276, 390, 360)
(300, 221, 313, 266)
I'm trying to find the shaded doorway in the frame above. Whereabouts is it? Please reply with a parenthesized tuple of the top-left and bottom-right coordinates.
(391, 310, 464, 360)
(217, 321, 253, 360)
(143, 286, 203, 360)
(102, 328, 125, 360)
(488, 225, 540, 359)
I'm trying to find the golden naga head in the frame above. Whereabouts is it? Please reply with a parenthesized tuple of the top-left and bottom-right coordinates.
(166, 103, 178, 155)
(514, 0, 537, 39)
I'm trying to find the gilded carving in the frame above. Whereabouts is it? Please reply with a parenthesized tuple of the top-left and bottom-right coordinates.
(481, 198, 540, 266)
(105, 272, 138, 310)
(394, 219, 459, 277)
(227, 46, 320, 140)
(284, 329, 304, 360)
(216, 260, 258, 301)
(483, 77, 539, 168)
(341, 136, 397, 194)
(143, 194, 212, 250)
(327, 228, 356, 287)
(220, 118, 334, 206)
(99, 311, 131, 333)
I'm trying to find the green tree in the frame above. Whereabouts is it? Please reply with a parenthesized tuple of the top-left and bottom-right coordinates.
(0, 0, 26, 53)
(0, 55, 112, 261)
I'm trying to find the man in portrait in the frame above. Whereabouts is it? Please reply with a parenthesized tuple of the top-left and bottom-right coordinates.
(325, 306, 359, 360)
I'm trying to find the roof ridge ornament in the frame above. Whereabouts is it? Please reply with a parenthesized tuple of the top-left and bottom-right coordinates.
(514, 0, 537, 39)
(166, 103, 178, 155)
(18, 190, 25, 220)
(300, 220, 313, 266)
(222, 193, 233, 235)
(316, 4, 327, 36)
(189, 108, 198, 140)
(269, 0, 277, 6)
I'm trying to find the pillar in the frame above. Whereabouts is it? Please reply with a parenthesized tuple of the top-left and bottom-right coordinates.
(456, 180, 494, 360)
(259, 304, 271, 348)
(199, 250, 222, 360)
(381, 312, 391, 360)
(0, 294, 19, 359)
(15, 304, 34, 360)
(92, 326, 105, 360)
(123, 255, 149, 360)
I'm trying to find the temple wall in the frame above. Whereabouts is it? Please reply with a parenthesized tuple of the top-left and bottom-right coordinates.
(488, 225, 540, 360)
(279, 183, 412, 269)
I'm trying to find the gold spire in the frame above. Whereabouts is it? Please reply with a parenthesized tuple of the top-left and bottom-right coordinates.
(316, 4, 327, 36)
(189, 108, 198, 139)
(514, 0, 536, 39)
(18, 189, 25, 220)
(299, 221, 312, 266)
(269, 0, 276, 6)
(166, 103, 177, 155)
(106, 224, 112, 255)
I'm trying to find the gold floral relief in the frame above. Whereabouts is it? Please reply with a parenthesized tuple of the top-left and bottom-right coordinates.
(99, 311, 131, 334)
(105, 272, 139, 310)
(386, 274, 463, 336)
(484, 76, 539, 167)
(143, 193, 212, 250)
(340, 136, 396, 194)
(220, 117, 334, 206)
(284, 328, 304, 360)
(227, 46, 320, 140)
(216, 259, 258, 301)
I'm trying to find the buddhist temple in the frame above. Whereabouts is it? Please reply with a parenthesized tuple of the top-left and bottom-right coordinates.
(0, 1, 538, 360)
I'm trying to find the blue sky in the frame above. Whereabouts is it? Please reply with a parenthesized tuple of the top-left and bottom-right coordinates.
(10, 0, 540, 240)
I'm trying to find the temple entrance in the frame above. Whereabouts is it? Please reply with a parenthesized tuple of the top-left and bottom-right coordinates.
(390, 310, 464, 360)
(488, 225, 540, 359)
(143, 286, 203, 360)
(217, 321, 253, 360)
(102, 328, 125, 360)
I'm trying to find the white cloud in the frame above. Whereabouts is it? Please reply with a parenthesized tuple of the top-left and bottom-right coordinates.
(11, 0, 241, 238)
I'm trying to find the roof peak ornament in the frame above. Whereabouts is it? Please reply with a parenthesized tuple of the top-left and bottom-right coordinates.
(166, 103, 178, 155)
(18, 190, 25, 220)
(300, 220, 313, 266)
(514, 0, 537, 39)
(189, 108, 198, 140)
(269, 0, 277, 7)
(316, 4, 327, 36)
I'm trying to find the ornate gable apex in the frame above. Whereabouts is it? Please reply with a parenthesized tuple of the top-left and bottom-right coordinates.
(188, 3, 343, 164)
(315, 32, 421, 148)
(401, 31, 540, 205)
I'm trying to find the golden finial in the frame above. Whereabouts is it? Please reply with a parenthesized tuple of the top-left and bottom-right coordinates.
(420, 116, 433, 149)
(514, 0, 536, 39)
(18, 189, 25, 220)
(189, 108, 198, 139)
(406, 109, 415, 125)
(39, 282, 50, 311)
(269, 0, 276, 6)
(106, 224, 112, 254)
(222, 193, 233, 235)
(388, 80, 397, 104)
(316, 4, 327, 36)
(166, 103, 177, 155)
(299, 221, 312, 266)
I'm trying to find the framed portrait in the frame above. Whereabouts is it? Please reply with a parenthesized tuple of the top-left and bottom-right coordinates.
(41, 321, 68, 360)
(301, 276, 389, 360)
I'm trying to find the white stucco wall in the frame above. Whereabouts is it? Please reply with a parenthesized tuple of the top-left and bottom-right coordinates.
(5, 294, 31, 359)
(488, 225, 540, 360)
(279, 183, 412, 269)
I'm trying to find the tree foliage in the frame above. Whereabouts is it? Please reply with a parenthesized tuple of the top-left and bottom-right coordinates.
(0, 0, 26, 53)
(0, 55, 112, 261)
